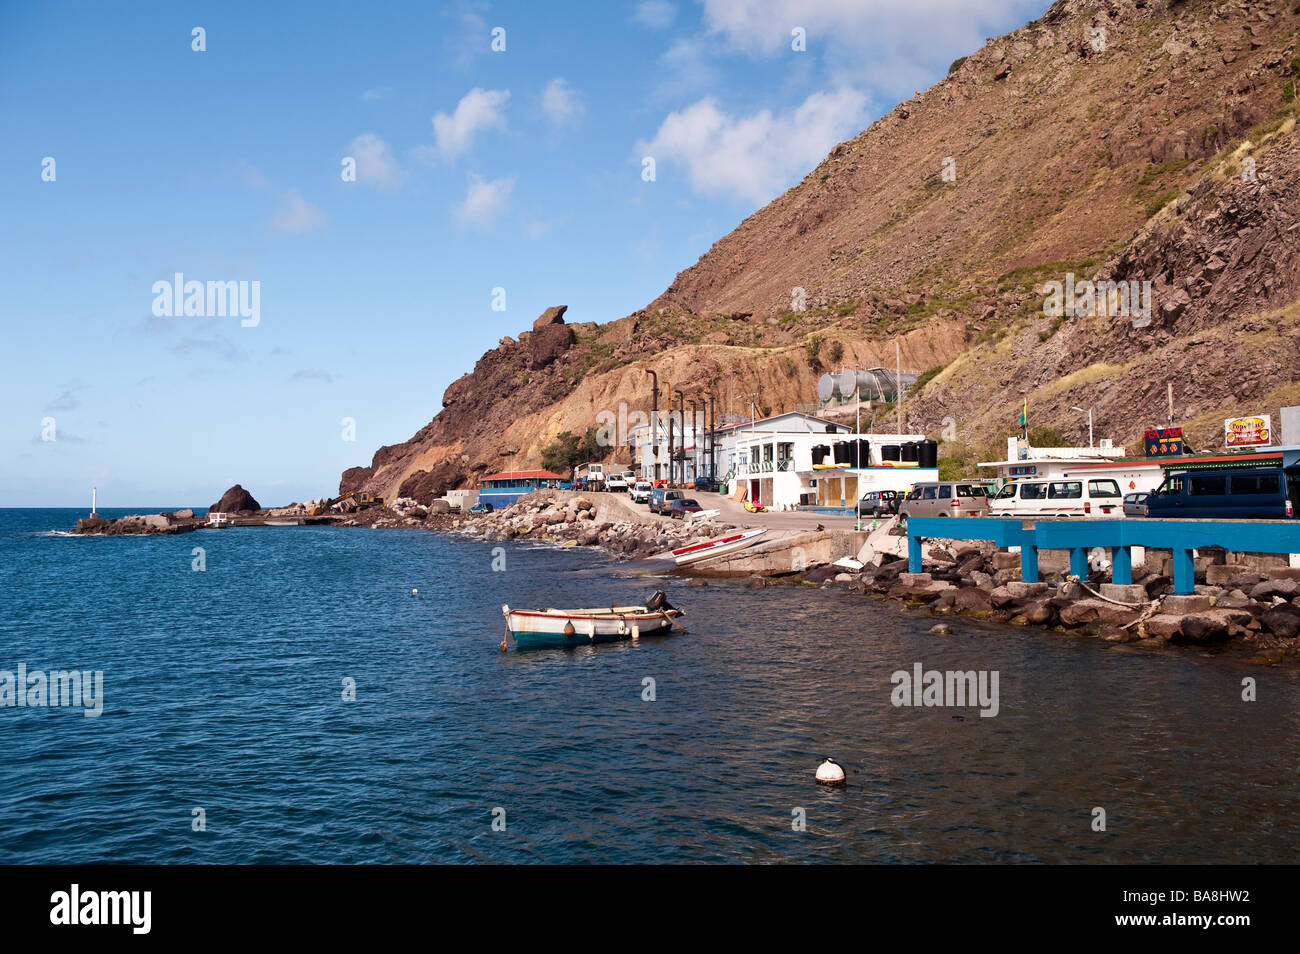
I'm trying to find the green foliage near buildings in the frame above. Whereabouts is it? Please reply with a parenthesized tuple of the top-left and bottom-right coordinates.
(540, 431, 584, 474)
(1028, 426, 1069, 447)
(908, 364, 947, 398)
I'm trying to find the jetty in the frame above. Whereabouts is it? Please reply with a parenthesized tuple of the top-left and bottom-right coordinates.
(906, 516, 1300, 596)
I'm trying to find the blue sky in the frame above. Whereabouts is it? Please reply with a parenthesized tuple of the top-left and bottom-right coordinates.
(0, 0, 1045, 507)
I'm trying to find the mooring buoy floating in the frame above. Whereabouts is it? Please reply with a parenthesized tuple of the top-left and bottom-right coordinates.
(412, 588, 419, 596)
(815, 758, 846, 786)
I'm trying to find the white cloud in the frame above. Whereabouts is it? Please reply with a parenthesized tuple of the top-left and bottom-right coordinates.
(271, 190, 328, 233)
(656, 37, 722, 100)
(701, 0, 1028, 51)
(360, 86, 392, 101)
(540, 78, 584, 126)
(228, 160, 271, 190)
(454, 174, 515, 228)
(634, 0, 676, 29)
(522, 215, 563, 240)
(700, 0, 1043, 94)
(347, 133, 404, 190)
(288, 368, 335, 384)
(431, 88, 509, 160)
(639, 87, 867, 204)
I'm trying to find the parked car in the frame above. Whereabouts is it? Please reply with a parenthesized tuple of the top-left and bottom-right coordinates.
(987, 477, 1124, 518)
(469, 502, 494, 514)
(1123, 492, 1150, 517)
(605, 474, 629, 493)
(669, 498, 703, 519)
(1144, 467, 1298, 519)
(899, 481, 995, 522)
(650, 488, 686, 515)
(691, 476, 719, 493)
(630, 480, 653, 503)
(857, 490, 901, 517)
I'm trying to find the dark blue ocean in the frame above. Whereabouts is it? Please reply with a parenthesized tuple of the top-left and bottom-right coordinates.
(2, 508, 1297, 863)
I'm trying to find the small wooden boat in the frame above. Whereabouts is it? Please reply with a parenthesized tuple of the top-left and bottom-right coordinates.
(502, 591, 684, 649)
(671, 527, 766, 566)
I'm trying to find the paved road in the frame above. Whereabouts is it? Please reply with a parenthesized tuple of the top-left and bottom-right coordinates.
(589, 488, 861, 532)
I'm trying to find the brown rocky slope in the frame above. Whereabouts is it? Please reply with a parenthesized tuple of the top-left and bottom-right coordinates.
(345, 0, 1300, 502)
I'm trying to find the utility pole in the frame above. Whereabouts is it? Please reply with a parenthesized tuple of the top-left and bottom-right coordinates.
(689, 398, 698, 483)
(708, 393, 716, 478)
(674, 389, 685, 485)
(647, 370, 659, 481)
(1167, 382, 1174, 428)
(665, 382, 673, 485)
(1072, 406, 1094, 451)
(895, 338, 903, 435)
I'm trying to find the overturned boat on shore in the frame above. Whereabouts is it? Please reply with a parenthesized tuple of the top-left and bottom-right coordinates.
(502, 590, 684, 649)
(671, 528, 766, 566)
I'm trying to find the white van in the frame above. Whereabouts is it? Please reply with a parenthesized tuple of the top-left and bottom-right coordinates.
(988, 477, 1124, 518)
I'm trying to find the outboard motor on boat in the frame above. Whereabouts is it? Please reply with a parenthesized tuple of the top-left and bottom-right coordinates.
(645, 590, 679, 614)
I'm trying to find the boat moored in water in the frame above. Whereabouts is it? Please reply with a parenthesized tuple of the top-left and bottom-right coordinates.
(502, 590, 684, 649)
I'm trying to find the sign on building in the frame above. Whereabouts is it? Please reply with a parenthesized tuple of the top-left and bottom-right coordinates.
(1224, 415, 1272, 448)
(1144, 426, 1185, 457)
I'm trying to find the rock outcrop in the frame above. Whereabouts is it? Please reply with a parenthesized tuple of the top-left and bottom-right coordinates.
(209, 484, 261, 513)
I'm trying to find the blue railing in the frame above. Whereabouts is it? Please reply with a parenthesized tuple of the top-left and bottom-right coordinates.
(907, 517, 1300, 595)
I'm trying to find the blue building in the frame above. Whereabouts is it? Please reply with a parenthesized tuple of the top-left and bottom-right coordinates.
(478, 470, 566, 507)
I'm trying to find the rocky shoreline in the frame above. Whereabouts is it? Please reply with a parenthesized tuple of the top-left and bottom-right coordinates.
(69, 487, 1300, 662)
(821, 544, 1300, 660)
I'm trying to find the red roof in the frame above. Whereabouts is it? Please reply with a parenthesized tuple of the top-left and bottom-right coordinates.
(480, 470, 566, 482)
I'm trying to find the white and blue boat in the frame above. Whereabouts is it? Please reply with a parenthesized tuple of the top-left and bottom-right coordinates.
(502, 591, 684, 649)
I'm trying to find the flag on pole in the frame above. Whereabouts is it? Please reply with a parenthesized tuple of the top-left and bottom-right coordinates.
(1018, 398, 1028, 429)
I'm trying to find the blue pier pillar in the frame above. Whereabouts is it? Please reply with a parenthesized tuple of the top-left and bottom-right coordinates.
(1070, 547, 1090, 579)
(1110, 546, 1133, 585)
(908, 531, 923, 573)
(1019, 546, 1039, 583)
(1172, 548, 1196, 595)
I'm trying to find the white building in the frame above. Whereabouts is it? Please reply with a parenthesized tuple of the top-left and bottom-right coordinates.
(629, 414, 714, 483)
(977, 437, 1165, 495)
(725, 412, 935, 510)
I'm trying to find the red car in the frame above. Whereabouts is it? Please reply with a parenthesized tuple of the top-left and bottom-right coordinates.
(668, 498, 703, 519)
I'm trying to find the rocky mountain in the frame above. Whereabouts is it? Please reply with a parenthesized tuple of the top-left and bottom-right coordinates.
(344, 0, 1300, 503)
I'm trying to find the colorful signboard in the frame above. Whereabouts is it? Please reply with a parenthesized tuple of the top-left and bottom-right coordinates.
(1144, 426, 1185, 457)
(1224, 415, 1272, 448)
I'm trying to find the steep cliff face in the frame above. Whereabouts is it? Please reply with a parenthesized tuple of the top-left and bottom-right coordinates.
(908, 117, 1300, 451)
(345, 0, 1300, 501)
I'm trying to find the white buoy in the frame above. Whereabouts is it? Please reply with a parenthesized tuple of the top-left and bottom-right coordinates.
(411, 588, 419, 596)
(815, 758, 846, 786)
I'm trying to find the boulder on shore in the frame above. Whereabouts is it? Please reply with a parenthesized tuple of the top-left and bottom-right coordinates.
(209, 484, 261, 513)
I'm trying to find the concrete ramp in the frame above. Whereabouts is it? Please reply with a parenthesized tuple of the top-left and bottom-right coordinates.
(687, 528, 868, 576)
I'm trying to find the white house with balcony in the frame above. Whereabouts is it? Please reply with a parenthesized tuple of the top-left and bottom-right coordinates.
(724, 412, 935, 510)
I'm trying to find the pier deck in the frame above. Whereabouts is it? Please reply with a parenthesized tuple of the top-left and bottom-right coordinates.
(907, 517, 1300, 594)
